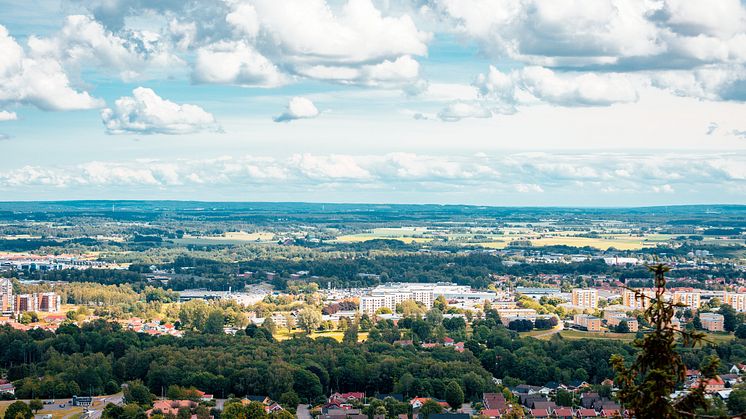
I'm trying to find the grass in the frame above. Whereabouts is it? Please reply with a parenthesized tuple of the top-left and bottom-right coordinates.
(274, 329, 369, 342)
(543, 329, 638, 341)
(0, 402, 84, 419)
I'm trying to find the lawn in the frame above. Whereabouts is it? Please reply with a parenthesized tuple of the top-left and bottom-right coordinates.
(274, 330, 369, 342)
(544, 329, 638, 341)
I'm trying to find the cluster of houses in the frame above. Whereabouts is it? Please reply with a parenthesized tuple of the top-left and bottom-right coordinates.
(395, 337, 465, 352)
(124, 318, 183, 337)
(145, 393, 284, 419)
(504, 384, 621, 418)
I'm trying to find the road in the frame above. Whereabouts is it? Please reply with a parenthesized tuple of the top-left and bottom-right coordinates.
(296, 404, 312, 419)
(530, 322, 564, 339)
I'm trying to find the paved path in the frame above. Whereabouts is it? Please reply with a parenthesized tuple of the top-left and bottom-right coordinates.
(295, 404, 312, 419)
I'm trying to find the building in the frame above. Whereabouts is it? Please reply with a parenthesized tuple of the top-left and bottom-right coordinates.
(605, 312, 639, 332)
(673, 291, 701, 310)
(700, 313, 725, 332)
(11, 292, 62, 313)
(359, 283, 494, 314)
(572, 289, 598, 309)
(622, 289, 656, 310)
(0, 278, 12, 316)
(574, 314, 602, 332)
(38, 292, 62, 312)
(15, 294, 38, 313)
(724, 293, 746, 312)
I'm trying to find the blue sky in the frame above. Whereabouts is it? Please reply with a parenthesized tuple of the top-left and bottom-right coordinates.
(0, 0, 745, 205)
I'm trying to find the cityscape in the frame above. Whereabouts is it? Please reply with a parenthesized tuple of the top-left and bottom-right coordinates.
(1, 0, 746, 418)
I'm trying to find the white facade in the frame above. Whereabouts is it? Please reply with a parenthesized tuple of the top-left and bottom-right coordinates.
(359, 282, 494, 314)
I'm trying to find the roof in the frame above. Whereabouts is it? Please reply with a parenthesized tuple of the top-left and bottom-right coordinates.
(481, 409, 501, 418)
(577, 408, 598, 417)
(554, 407, 573, 416)
(530, 408, 549, 418)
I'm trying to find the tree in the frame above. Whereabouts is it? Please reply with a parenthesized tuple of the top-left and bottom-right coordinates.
(245, 402, 268, 419)
(719, 304, 738, 332)
(611, 264, 715, 418)
(444, 381, 464, 411)
(728, 388, 746, 416)
(735, 324, 746, 339)
(418, 400, 444, 419)
(692, 314, 702, 330)
(279, 391, 300, 411)
(296, 308, 322, 334)
(434, 295, 448, 311)
(221, 402, 248, 419)
(204, 311, 225, 334)
(293, 369, 322, 402)
(555, 389, 573, 407)
(29, 400, 43, 414)
(616, 320, 630, 333)
(343, 322, 359, 344)
(4, 401, 32, 419)
(263, 316, 277, 334)
(123, 380, 154, 406)
(268, 411, 294, 419)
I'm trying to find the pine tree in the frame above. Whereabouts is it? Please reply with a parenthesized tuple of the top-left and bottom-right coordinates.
(610, 264, 717, 418)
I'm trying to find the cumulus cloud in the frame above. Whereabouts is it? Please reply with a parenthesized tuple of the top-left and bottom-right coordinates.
(474, 65, 639, 107)
(101, 87, 221, 135)
(68, 0, 430, 87)
(0, 25, 103, 111)
(27, 15, 182, 81)
(0, 111, 17, 121)
(193, 41, 288, 87)
(274, 97, 320, 122)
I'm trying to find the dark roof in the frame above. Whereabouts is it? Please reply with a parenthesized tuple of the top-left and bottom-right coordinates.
(245, 395, 267, 402)
(428, 415, 470, 419)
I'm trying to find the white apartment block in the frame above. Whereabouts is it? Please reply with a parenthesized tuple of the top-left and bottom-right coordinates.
(359, 282, 494, 314)
(672, 291, 701, 310)
(572, 289, 598, 309)
(724, 293, 746, 312)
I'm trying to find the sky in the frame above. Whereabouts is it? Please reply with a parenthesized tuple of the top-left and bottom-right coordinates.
(0, 0, 745, 206)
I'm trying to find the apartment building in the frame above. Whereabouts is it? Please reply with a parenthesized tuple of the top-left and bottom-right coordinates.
(700, 313, 725, 332)
(605, 312, 639, 332)
(673, 291, 701, 310)
(724, 293, 746, 312)
(622, 289, 656, 310)
(359, 283, 494, 314)
(0, 278, 12, 316)
(572, 289, 598, 309)
(574, 314, 602, 332)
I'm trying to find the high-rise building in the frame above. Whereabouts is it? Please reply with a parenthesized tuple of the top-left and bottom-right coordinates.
(572, 289, 598, 309)
(0, 278, 13, 316)
(15, 294, 38, 313)
(672, 291, 701, 310)
(38, 292, 62, 312)
(724, 293, 746, 312)
(623, 289, 655, 310)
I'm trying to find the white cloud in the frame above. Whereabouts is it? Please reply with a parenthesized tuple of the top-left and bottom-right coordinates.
(27, 15, 183, 81)
(274, 97, 320, 122)
(0, 111, 17, 121)
(0, 25, 103, 111)
(193, 40, 288, 87)
(101, 87, 221, 135)
(248, 0, 429, 64)
(437, 101, 492, 121)
(2, 153, 744, 202)
(474, 65, 639, 107)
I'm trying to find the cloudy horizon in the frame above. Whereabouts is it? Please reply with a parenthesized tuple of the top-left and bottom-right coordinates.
(1, 0, 745, 205)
